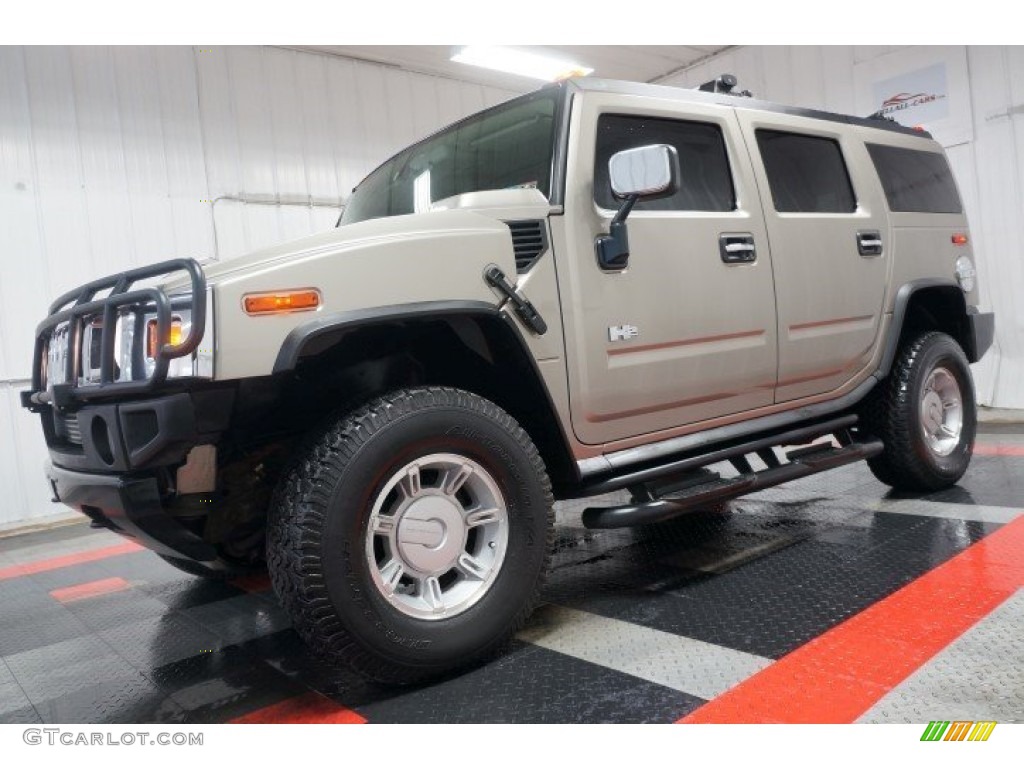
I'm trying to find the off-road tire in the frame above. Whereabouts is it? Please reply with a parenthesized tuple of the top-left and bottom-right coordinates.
(861, 331, 976, 492)
(267, 386, 554, 685)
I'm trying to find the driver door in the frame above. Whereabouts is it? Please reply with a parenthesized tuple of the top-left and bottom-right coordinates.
(554, 92, 778, 446)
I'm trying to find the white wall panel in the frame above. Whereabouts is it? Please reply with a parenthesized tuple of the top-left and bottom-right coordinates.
(0, 47, 50, 381)
(0, 44, 521, 525)
(663, 45, 1024, 408)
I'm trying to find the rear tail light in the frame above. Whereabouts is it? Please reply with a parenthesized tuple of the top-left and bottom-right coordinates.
(952, 233, 969, 246)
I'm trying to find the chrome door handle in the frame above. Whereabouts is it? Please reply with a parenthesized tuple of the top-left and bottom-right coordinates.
(720, 233, 757, 264)
(857, 230, 884, 257)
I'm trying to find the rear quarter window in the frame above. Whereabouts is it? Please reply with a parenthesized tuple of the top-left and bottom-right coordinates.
(866, 144, 963, 214)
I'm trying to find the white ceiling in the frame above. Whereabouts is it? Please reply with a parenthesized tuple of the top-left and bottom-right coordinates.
(290, 45, 731, 92)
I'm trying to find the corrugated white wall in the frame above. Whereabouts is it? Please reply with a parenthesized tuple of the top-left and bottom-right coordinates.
(658, 45, 1024, 410)
(0, 45, 521, 527)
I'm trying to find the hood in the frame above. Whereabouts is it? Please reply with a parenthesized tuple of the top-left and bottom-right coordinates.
(163, 188, 554, 293)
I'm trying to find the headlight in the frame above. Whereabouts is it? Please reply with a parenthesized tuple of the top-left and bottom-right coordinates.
(68, 290, 214, 387)
(139, 289, 215, 380)
(955, 256, 976, 293)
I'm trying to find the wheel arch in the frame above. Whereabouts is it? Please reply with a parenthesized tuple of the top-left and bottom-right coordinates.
(880, 279, 980, 376)
(272, 301, 579, 492)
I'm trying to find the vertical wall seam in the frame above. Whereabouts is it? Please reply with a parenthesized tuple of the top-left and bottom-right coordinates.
(191, 45, 219, 262)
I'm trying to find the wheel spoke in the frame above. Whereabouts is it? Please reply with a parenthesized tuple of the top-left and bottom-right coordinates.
(457, 552, 490, 580)
(379, 559, 403, 594)
(465, 506, 501, 527)
(399, 464, 422, 498)
(444, 463, 473, 496)
(372, 515, 396, 535)
(423, 576, 444, 612)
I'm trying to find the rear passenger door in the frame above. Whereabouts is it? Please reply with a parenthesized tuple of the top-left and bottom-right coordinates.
(736, 112, 889, 403)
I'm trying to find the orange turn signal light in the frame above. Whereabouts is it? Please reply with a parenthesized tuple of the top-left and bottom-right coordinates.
(952, 233, 969, 246)
(243, 289, 321, 315)
(147, 317, 183, 358)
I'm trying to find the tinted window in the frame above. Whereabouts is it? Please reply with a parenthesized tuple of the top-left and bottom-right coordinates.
(756, 130, 856, 213)
(594, 115, 734, 212)
(342, 90, 558, 225)
(866, 144, 963, 214)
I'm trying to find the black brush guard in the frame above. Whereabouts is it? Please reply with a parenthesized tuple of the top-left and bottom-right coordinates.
(22, 258, 207, 410)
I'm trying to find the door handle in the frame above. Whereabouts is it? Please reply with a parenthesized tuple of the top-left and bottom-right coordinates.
(857, 230, 884, 257)
(720, 233, 757, 264)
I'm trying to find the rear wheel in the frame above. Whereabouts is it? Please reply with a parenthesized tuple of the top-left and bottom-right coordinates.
(267, 386, 553, 684)
(861, 331, 976, 492)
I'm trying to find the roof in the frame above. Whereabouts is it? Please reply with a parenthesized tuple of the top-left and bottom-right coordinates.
(563, 77, 933, 139)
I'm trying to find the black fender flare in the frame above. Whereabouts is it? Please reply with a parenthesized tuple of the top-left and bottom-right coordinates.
(878, 278, 992, 375)
(271, 299, 580, 485)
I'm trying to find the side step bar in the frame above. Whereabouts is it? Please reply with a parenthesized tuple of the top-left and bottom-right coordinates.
(581, 437, 883, 529)
(580, 414, 859, 497)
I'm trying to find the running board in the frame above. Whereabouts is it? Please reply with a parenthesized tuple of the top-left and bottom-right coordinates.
(580, 414, 858, 497)
(581, 438, 883, 529)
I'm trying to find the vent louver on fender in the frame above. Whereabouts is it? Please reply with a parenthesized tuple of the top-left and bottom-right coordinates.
(506, 220, 548, 273)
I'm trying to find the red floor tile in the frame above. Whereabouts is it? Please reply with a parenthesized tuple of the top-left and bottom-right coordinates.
(50, 576, 132, 603)
(231, 692, 366, 724)
(0, 541, 143, 582)
(680, 514, 1024, 724)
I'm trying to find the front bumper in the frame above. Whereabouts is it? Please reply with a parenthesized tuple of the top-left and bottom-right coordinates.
(967, 308, 995, 363)
(39, 388, 236, 567)
(47, 462, 219, 563)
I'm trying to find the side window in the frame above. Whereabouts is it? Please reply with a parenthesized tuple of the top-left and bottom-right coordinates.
(594, 115, 735, 212)
(756, 130, 856, 213)
(866, 144, 963, 214)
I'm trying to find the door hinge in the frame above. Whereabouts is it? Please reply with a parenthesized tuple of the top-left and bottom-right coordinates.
(483, 266, 548, 335)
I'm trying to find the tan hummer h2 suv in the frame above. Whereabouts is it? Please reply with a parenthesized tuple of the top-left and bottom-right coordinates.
(23, 77, 994, 683)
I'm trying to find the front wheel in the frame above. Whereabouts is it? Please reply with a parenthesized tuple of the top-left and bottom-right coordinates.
(861, 331, 977, 492)
(267, 387, 554, 684)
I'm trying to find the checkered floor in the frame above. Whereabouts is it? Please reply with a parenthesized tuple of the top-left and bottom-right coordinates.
(2, 428, 1022, 724)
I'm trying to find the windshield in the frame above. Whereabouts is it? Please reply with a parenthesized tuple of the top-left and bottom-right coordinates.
(340, 89, 560, 225)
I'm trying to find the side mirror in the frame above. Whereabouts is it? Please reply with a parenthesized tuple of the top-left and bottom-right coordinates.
(597, 144, 680, 271)
(609, 144, 680, 200)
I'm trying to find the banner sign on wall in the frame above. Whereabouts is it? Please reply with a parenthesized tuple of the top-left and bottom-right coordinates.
(854, 46, 972, 147)
(872, 63, 949, 124)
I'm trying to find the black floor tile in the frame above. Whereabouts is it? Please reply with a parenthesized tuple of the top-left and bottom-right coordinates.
(0, 603, 92, 657)
(0, 706, 42, 724)
(150, 646, 305, 723)
(182, 595, 293, 646)
(99, 613, 224, 669)
(4, 634, 127, 703)
(139, 578, 245, 610)
(32, 671, 190, 724)
(64, 588, 173, 633)
(351, 641, 703, 723)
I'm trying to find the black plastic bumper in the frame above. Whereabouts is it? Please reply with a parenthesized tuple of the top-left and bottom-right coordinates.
(47, 462, 219, 563)
(967, 309, 995, 363)
(46, 393, 199, 474)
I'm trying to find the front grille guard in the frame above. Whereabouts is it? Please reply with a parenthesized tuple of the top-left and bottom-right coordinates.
(23, 258, 207, 409)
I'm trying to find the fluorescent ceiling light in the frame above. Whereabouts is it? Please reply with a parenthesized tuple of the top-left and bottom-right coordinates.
(451, 46, 593, 82)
